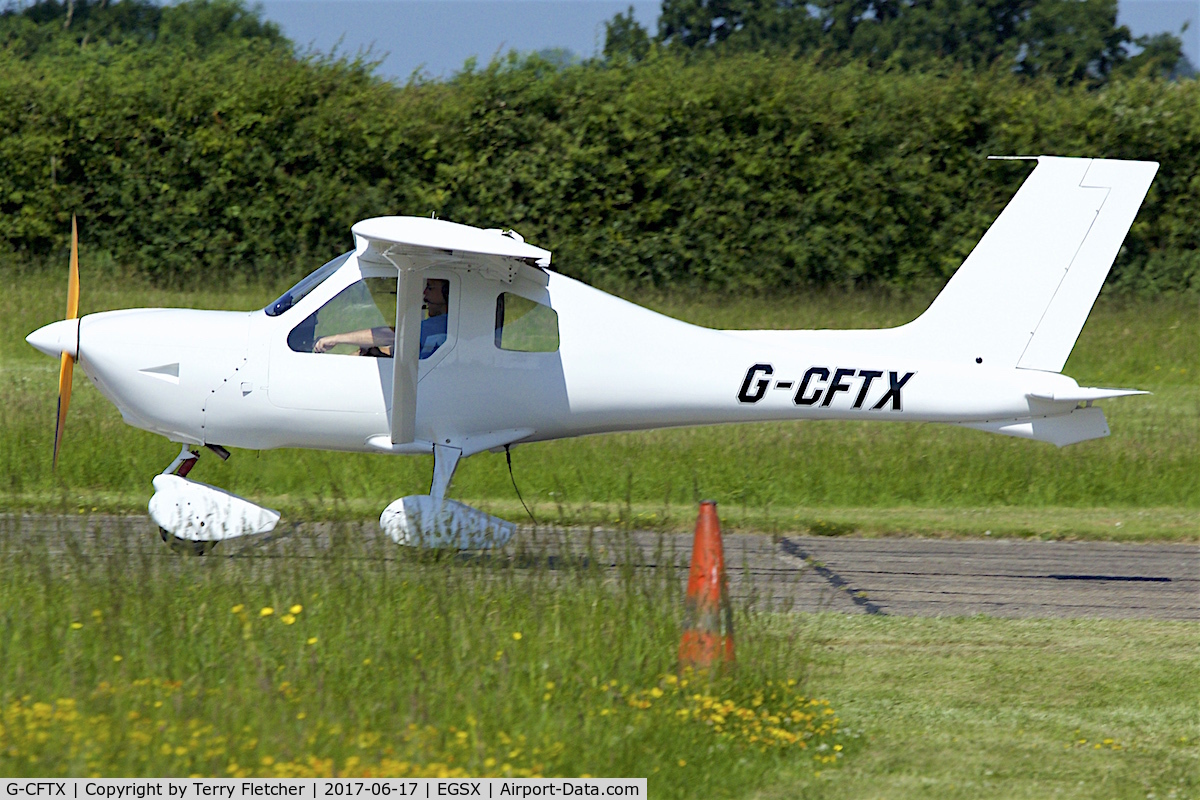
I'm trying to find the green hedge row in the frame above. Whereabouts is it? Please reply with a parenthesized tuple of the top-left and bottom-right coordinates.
(1, 45, 1197, 291)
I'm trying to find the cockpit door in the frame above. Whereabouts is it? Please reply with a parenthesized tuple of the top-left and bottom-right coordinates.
(266, 262, 457, 418)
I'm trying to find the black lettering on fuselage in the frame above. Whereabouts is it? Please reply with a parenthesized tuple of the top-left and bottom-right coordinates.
(871, 371, 915, 411)
(853, 370, 883, 408)
(738, 363, 774, 404)
(821, 368, 856, 407)
(793, 367, 830, 406)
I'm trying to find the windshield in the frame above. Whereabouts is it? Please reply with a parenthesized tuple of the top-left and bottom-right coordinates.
(264, 252, 352, 317)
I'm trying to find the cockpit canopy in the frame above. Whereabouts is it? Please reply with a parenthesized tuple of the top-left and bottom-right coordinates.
(264, 252, 352, 317)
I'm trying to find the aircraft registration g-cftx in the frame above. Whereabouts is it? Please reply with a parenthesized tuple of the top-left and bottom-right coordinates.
(26, 155, 1158, 552)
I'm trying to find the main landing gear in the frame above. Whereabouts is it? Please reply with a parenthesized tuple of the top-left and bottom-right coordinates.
(379, 443, 516, 549)
(149, 442, 516, 554)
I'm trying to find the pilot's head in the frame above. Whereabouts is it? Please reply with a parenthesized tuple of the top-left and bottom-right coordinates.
(424, 279, 449, 315)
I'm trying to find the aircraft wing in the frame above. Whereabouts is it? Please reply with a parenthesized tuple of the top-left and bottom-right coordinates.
(352, 216, 551, 283)
(350, 217, 552, 446)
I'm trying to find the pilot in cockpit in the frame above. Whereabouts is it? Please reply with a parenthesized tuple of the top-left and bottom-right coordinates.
(313, 278, 448, 359)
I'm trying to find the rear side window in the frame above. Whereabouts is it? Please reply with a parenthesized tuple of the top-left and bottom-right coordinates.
(495, 293, 559, 352)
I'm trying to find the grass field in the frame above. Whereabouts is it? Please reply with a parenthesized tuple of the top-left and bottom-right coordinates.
(0, 521, 1194, 796)
(764, 615, 1199, 800)
(2, 272, 1197, 539)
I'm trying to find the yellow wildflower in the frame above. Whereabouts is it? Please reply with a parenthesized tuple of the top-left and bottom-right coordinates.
(260, 607, 274, 617)
(70, 622, 83, 630)
(512, 632, 522, 641)
(281, 614, 296, 625)
(289, 605, 303, 615)
(307, 637, 318, 645)
(113, 655, 123, 662)
(231, 605, 244, 614)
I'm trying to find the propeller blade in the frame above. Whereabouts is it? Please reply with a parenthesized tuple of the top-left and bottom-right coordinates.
(53, 215, 80, 470)
(67, 215, 79, 320)
(53, 352, 74, 469)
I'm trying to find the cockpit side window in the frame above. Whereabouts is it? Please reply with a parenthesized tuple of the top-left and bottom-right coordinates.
(495, 293, 559, 352)
(418, 278, 450, 360)
(265, 252, 352, 317)
(288, 276, 451, 360)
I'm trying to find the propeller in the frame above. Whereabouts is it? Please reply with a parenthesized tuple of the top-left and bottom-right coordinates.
(53, 215, 80, 469)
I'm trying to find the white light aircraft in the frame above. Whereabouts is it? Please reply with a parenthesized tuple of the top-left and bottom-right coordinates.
(26, 156, 1158, 551)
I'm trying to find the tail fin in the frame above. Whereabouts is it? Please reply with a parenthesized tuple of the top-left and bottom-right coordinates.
(901, 156, 1158, 372)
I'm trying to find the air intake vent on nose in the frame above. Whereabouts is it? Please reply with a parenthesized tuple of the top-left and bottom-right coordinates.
(140, 363, 180, 384)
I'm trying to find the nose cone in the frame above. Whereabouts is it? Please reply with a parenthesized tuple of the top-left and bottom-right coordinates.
(26, 319, 79, 358)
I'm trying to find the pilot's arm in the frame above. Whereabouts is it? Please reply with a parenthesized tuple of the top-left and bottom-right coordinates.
(313, 326, 395, 355)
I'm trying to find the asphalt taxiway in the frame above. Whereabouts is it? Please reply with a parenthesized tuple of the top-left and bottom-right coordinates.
(2, 515, 1195, 620)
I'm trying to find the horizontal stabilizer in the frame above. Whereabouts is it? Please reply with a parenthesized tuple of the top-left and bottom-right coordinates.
(959, 407, 1109, 448)
(1027, 387, 1149, 404)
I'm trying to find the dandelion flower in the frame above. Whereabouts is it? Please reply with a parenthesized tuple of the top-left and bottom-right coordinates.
(289, 605, 303, 615)
(260, 607, 274, 617)
(281, 614, 296, 625)
(70, 622, 83, 630)
(677, 760, 686, 767)
(113, 655, 123, 662)
(307, 637, 318, 645)
(512, 632, 522, 641)
(231, 605, 244, 614)
(363, 658, 372, 666)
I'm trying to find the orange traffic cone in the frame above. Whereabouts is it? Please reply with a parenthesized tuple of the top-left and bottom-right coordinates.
(678, 500, 735, 670)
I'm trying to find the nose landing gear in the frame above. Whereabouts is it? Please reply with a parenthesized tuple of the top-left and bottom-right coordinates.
(150, 444, 280, 555)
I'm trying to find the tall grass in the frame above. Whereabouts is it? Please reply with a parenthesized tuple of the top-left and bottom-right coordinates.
(0, 518, 841, 786)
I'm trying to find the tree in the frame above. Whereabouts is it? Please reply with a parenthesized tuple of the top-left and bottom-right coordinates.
(1118, 30, 1195, 80)
(604, 6, 651, 62)
(0, 0, 286, 58)
(639, 0, 1187, 86)
(656, 0, 819, 52)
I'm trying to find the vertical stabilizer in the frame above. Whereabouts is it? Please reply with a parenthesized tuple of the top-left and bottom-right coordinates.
(900, 157, 1157, 371)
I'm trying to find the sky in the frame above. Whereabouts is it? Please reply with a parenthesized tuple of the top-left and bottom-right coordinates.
(255, 0, 1200, 81)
